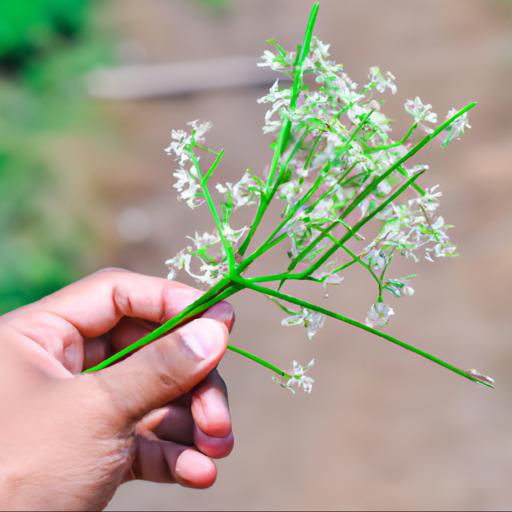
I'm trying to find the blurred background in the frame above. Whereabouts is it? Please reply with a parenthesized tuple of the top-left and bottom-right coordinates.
(1, 0, 511, 510)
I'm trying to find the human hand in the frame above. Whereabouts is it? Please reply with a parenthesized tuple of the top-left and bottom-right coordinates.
(0, 269, 234, 510)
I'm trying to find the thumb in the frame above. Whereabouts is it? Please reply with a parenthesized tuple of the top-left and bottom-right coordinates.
(87, 318, 228, 426)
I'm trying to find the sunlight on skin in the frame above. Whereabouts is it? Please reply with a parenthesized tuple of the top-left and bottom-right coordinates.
(0, 269, 236, 510)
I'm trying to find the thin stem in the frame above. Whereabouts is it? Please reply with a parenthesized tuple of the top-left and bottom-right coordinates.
(330, 258, 358, 274)
(303, 133, 321, 170)
(227, 344, 291, 379)
(188, 150, 235, 270)
(322, 233, 381, 289)
(233, 277, 493, 388)
(203, 149, 225, 182)
(236, 164, 330, 274)
(237, 3, 320, 256)
(248, 272, 306, 283)
(192, 143, 220, 156)
(365, 122, 418, 153)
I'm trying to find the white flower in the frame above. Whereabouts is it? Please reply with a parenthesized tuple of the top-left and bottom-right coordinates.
(366, 302, 394, 328)
(187, 231, 220, 249)
(443, 108, 471, 145)
(188, 119, 212, 142)
(173, 168, 204, 208)
(369, 111, 393, 135)
(404, 96, 438, 129)
(282, 308, 325, 340)
(257, 49, 289, 72)
(216, 170, 261, 209)
(258, 79, 293, 134)
(165, 250, 192, 280)
(222, 224, 248, 244)
(364, 248, 388, 271)
(165, 129, 191, 166)
(196, 261, 229, 286)
(165, 121, 212, 166)
(368, 66, 397, 95)
(275, 359, 315, 394)
(307, 197, 336, 222)
(409, 185, 442, 213)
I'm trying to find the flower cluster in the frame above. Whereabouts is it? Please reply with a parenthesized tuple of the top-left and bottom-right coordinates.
(160, 4, 486, 393)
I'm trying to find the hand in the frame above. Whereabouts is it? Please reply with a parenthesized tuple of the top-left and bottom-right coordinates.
(0, 269, 235, 511)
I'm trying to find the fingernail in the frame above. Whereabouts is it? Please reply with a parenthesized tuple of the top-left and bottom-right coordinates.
(203, 302, 235, 330)
(179, 319, 225, 361)
(64, 344, 80, 371)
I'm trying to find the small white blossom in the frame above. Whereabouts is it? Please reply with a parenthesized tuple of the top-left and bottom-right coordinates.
(222, 224, 249, 244)
(443, 108, 471, 146)
(366, 302, 395, 328)
(282, 308, 325, 340)
(368, 66, 397, 95)
(258, 79, 292, 133)
(409, 185, 442, 213)
(404, 96, 438, 130)
(165, 129, 191, 166)
(257, 49, 290, 72)
(196, 261, 229, 286)
(188, 120, 212, 142)
(275, 359, 315, 394)
(364, 248, 388, 271)
(187, 231, 220, 249)
(173, 168, 204, 208)
(165, 250, 192, 280)
(165, 120, 212, 166)
(216, 170, 261, 209)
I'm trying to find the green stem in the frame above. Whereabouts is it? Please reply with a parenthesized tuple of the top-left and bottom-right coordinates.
(188, 150, 235, 270)
(203, 149, 225, 182)
(366, 122, 418, 153)
(237, 3, 320, 257)
(237, 163, 329, 274)
(323, 234, 381, 289)
(192, 142, 220, 156)
(227, 344, 290, 379)
(84, 278, 237, 373)
(233, 277, 493, 388)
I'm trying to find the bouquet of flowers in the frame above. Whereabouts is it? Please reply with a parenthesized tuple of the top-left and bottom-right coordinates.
(86, 3, 493, 393)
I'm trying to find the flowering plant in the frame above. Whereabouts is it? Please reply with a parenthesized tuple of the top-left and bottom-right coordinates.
(86, 4, 493, 392)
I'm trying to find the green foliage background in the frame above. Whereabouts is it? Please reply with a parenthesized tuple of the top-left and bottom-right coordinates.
(0, 0, 109, 313)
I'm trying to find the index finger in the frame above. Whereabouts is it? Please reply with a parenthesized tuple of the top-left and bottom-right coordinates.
(2, 269, 235, 374)
(3, 268, 205, 338)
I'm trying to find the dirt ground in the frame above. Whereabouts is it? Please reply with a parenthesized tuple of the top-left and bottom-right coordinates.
(73, 1, 512, 510)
